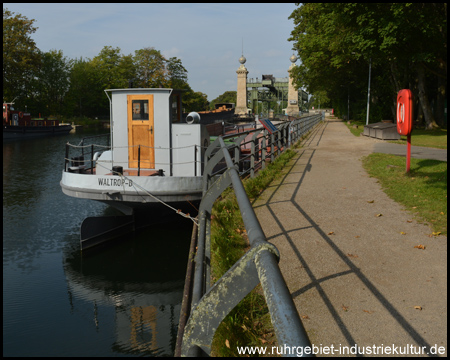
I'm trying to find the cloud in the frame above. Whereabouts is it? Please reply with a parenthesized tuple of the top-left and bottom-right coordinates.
(163, 47, 182, 58)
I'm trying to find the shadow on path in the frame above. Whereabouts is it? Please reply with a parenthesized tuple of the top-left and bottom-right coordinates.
(256, 120, 437, 356)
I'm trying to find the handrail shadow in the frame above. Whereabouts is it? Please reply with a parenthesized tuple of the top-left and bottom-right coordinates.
(253, 119, 437, 356)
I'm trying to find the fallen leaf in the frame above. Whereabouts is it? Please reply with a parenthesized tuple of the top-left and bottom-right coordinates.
(225, 339, 230, 348)
(440, 212, 445, 215)
(301, 314, 310, 319)
(407, 220, 413, 223)
(414, 244, 426, 250)
(355, 236, 360, 238)
(260, 338, 267, 344)
(347, 253, 358, 258)
(432, 231, 442, 236)
(414, 306, 422, 310)
(412, 206, 417, 209)
(367, 200, 374, 203)
(342, 305, 349, 312)
(400, 231, 406, 235)
(363, 310, 374, 314)
(241, 324, 248, 331)
(328, 231, 335, 235)
(376, 214, 383, 217)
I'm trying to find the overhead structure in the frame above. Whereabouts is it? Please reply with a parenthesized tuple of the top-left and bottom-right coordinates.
(241, 54, 308, 116)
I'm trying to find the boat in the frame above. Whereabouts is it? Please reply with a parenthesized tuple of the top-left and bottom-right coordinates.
(60, 88, 210, 249)
(3, 102, 72, 139)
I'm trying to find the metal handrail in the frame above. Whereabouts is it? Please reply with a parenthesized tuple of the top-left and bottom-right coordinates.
(178, 113, 323, 356)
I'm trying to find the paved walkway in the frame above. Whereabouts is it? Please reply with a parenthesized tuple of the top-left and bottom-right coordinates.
(372, 142, 447, 162)
(254, 118, 447, 356)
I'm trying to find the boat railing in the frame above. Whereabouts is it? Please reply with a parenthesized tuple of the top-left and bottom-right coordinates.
(64, 142, 111, 174)
(64, 113, 325, 178)
(176, 112, 324, 356)
(64, 141, 209, 176)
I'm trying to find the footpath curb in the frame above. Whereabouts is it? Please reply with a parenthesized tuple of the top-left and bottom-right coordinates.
(254, 119, 447, 357)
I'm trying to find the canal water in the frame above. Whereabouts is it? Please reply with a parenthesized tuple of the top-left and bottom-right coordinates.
(3, 132, 193, 356)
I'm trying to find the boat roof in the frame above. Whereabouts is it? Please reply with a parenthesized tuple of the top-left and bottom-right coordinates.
(105, 88, 185, 94)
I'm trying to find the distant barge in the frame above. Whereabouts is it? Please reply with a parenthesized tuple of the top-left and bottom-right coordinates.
(3, 102, 72, 139)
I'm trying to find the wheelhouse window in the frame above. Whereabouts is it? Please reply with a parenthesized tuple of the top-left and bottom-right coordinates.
(171, 94, 181, 123)
(132, 100, 149, 120)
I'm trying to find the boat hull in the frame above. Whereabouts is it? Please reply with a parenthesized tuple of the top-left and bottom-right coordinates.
(3, 125, 73, 139)
(60, 170, 203, 215)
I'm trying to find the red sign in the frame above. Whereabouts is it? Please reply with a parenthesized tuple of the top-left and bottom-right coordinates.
(396, 89, 413, 136)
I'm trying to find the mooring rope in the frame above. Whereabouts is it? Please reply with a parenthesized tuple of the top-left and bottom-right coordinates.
(94, 161, 199, 225)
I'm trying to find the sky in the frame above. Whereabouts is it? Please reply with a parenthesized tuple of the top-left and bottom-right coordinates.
(4, 3, 300, 101)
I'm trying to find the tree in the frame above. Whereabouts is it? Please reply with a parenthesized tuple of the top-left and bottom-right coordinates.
(167, 57, 188, 89)
(91, 46, 133, 90)
(209, 91, 237, 110)
(85, 46, 136, 116)
(133, 47, 168, 88)
(64, 57, 97, 117)
(183, 87, 209, 112)
(288, 3, 447, 128)
(33, 49, 71, 116)
(3, 8, 41, 106)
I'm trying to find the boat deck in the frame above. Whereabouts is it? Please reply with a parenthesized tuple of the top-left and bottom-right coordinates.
(69, 167, 161, 176)
(112, 169, 161, 176)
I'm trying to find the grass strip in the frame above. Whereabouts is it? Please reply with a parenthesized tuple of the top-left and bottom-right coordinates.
(210, 148, 298, 357)
(362, 153, 447, 235)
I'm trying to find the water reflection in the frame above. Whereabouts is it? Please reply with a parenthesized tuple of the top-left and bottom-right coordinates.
(62, 219, 191, 356)
(3, 133, 192, 356)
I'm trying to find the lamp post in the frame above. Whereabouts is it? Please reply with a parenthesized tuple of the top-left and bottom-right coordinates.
(351, 53, 372, 125)
(366, 57, 372, 125)
(340, 85, 349, 121)
(347, 86, 350, 122)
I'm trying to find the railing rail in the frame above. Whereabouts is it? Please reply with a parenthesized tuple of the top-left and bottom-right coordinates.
(177, 113, 324, 357)
(64, 142, 205, 175)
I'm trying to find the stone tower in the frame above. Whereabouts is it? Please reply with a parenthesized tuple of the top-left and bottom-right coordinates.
(286, 54, 300, 117)
(235, 54, 249, 116)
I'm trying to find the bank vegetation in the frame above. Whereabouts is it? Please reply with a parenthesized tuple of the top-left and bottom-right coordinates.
(289, 3, 447, 129)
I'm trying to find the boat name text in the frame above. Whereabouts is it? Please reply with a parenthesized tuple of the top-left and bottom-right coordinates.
(98, 178, 133, 187)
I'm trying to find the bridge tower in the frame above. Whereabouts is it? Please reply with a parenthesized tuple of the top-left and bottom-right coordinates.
(235, 54, 250, 116)
(286, 54, 300, 116)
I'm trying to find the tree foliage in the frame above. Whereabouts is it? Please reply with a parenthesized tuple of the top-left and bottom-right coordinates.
(3, 8, 207, 118)
(30, 49, 71, 116)
(3, 8, 41, 104)
(209, 91, 237, 110)
(288, 3, 447, 129)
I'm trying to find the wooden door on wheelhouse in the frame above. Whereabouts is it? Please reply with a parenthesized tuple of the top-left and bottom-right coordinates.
(127, 95, 155, 169)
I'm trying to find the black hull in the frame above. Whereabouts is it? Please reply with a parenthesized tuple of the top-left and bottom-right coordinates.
(3, 125, 72, 139)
